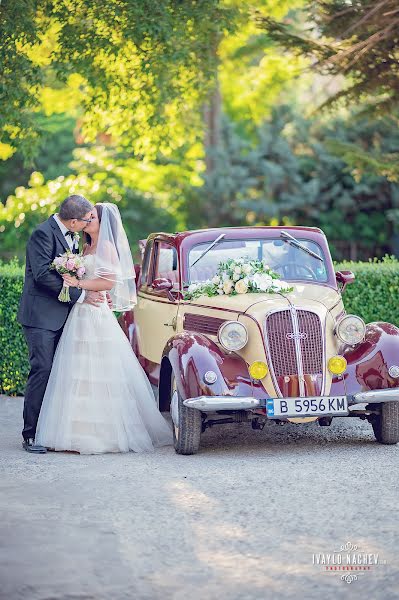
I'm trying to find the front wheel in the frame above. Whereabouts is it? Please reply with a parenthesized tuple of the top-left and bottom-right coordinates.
(371, 402, 399, 444)
(170, 373, 202, 455)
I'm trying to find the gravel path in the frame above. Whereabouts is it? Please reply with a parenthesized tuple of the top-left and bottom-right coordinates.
(1, 395, 398, 600)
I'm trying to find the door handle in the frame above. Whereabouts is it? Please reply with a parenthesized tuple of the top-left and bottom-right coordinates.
(164, 316, 177, 331)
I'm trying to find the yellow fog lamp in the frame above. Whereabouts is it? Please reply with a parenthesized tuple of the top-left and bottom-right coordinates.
(328, 355, 347, 375)
(249, 361, 268, 380)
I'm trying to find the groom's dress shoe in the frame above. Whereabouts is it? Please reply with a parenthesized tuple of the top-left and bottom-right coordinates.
(22, 438, 47, 453)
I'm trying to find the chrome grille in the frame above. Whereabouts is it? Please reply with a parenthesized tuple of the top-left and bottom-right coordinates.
(265, 308, 324, 397)
(297, 310, 323, 373)
(266, 310, 297, 376)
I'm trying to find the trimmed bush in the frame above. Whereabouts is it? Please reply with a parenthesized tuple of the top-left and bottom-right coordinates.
(336, 256, 399, 327)
(0, 256, 398, 396)
(0, 260, 29, 395)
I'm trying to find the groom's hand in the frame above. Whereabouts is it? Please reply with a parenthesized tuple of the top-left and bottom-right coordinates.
(84, 291, 104, 306)
(106, 291, 113, 310)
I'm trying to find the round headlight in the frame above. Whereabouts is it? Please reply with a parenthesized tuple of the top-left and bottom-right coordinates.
(335, 314, 366, 345)
(218, 321, 248, 351)
(328, 355, 347, 375)
(249, 361, 268, 380)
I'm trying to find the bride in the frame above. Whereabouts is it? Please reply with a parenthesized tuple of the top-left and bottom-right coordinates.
(36, 202, 172, 454)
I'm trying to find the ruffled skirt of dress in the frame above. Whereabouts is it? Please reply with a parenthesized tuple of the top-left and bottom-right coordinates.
(36, 302, 172, 454)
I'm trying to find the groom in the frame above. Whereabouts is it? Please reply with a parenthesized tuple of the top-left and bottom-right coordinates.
(18, 194, 108, 453)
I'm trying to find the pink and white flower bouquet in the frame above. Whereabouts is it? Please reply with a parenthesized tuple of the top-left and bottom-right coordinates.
(50, 252, 86, 302)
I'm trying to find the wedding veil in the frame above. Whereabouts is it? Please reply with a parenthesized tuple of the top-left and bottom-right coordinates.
(94, 203, 137, 310)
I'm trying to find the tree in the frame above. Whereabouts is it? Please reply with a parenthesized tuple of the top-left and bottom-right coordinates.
(186, 106, 399, 260)
(0, 0, 237, 159)
(259, 1, 399, 114)
(258, 1, 399, 181)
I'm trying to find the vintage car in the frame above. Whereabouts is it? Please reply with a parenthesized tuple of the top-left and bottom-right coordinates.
(121, 226, 399, 454)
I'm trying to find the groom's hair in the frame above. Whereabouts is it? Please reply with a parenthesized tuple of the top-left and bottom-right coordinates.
(59, 195, 93, 220)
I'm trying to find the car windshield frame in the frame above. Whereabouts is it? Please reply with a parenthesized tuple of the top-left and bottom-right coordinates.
(186, 237, 329, 285)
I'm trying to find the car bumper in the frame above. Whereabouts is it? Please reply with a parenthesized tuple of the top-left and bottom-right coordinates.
(183, 388, 399, 412)
(348, 388, 399, 404)
(183, 396, 261, 411)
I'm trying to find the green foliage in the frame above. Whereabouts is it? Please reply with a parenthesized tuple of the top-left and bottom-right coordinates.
(0, 146, 183, 260)
(187, 107, 399, 260)
(261, 1, 399, 115)
(260, 1, 399, 180)
(0, 0, 239, 158)
(0, 0, 47, 159)
(1, 1, 308, 160)
(0, 112, 76, 200)
(0, 260, 28, 396)
(336, 256, 399, 327)
(323, 139, 399, 184)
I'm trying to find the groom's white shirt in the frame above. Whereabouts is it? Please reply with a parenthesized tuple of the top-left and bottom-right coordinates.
(53, 214, 85, 303)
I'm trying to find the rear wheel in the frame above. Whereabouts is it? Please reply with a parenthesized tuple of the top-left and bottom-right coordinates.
(170, 373, 202, 455)
(371, 402, 399, 444)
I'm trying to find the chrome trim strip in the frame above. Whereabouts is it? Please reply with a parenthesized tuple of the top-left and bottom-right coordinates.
(321, 310, 327, 396)
(290, 306, 306, 397)
(183, 397, 261, 411)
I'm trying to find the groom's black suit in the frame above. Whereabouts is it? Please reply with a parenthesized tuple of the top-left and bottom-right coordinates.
(18, 216, 82, 440)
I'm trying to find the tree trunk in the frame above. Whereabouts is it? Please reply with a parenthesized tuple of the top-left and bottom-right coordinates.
(203, 79, 221, 175)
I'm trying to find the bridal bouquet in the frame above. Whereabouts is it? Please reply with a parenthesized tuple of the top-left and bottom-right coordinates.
(184, 258, 293, 300)
(51, 252, 86, 302)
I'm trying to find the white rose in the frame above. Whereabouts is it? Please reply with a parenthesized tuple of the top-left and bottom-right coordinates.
(252, 273, 272, 292)
(243, 264, 253, 275)
(272, 279, 288, 291)
(234, 265, 242, 274)
(235, 279, 248, 294)
(233, 273, 241, 281)
(212, 275, 221, 285)
(223, 279, 234, 295)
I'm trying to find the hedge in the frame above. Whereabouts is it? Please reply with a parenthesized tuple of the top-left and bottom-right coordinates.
(1, 256, 398, 396)
(335, 256, 399, 326)
(0, 260, 29, 395)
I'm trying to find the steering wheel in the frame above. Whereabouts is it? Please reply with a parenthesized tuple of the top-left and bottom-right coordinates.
(279, 261, 316, 280)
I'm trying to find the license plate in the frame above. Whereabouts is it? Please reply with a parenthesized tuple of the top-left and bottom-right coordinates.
(266, 396, 348, 418)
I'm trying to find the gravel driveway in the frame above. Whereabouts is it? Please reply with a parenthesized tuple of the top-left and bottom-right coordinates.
(1, 395, 398, 600)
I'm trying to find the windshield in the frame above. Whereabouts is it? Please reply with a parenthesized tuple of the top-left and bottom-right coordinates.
(188, 238, 328, 283)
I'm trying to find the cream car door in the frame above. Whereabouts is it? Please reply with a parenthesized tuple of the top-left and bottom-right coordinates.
(135, 239, 180, 365)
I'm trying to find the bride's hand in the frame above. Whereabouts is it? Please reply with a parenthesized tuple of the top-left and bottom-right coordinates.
(62, 274, 79, 287)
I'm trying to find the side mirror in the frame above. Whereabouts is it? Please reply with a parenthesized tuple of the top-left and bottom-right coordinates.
(152, 277, 173, 292)
(335, 270, 355, 293)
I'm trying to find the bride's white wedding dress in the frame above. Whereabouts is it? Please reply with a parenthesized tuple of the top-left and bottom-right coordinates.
(36, 254, 172, 454)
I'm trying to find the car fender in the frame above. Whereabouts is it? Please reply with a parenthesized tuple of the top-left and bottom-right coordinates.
(331, 322, 399, 395)
(159, 332, 263, 411)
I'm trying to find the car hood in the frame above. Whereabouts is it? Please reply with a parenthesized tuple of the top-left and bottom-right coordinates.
(188, 283, 339, 316)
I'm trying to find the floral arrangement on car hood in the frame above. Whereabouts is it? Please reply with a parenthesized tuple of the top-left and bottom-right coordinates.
(184, 258, 293, 300)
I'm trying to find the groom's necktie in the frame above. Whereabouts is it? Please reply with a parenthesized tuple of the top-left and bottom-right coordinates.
(65, 230, 79, 253)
